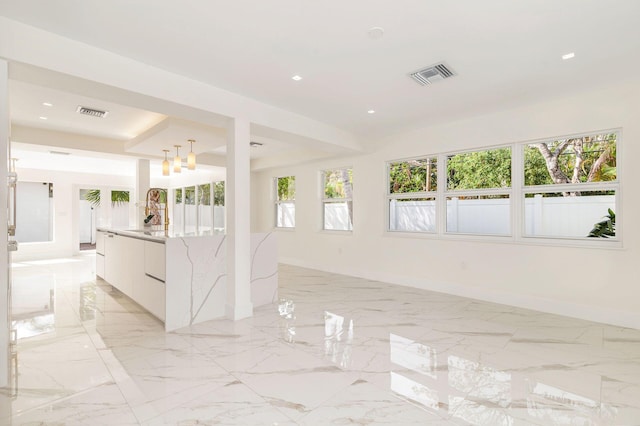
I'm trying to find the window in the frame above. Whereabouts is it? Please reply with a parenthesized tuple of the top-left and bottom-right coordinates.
(322, 168, 353, 231)
(184, 186, 196, 233)
(446, 194, 510, 235)
(173, 188, 183, 232)
(446, 147, 512, 236)
(275, 176, 295, 228)
(213, 181, 225, 233)
(523, 132, 618, 239)
(387, 158, 437, 232)
(197, 183, 212, 233)
(172, 183, 224, 234)
(384, 129, 620, 245)
(16, 182, 53, 243)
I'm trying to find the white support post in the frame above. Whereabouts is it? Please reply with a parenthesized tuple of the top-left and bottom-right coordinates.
(0, 59, 10, 388)
(135, 159, 150, 229)
(225, 117, 253, 320)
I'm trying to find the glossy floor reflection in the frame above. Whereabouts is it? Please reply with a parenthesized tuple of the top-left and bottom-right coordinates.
(2, 255, 640, 425)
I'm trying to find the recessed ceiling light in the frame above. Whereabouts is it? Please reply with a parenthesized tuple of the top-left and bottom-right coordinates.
(562, 52, 575, 60)
(292, 75, 302, 81)
(42, 102, 53, 107)
(39, 116, 48, 120)
(367, 110, 376, 114)
(367, 27, 384, 40)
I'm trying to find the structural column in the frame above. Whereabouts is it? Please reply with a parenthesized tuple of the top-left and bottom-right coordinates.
(0, 59, 10, 388)
(135, 159, 150, 229)
(225, 117, 253, 320)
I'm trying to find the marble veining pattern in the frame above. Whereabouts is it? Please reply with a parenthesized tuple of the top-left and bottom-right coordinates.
(250, 233, 279, 307)
(164, 232, 277, 331)
(1, 254, 640, 425)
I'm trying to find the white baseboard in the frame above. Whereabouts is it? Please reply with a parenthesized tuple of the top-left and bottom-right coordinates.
(279, 256, 640, 330)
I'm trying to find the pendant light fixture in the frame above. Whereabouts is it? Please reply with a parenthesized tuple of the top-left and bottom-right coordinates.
(187, 139, 196, 170)
(173, 145, 182, 173)
(162, 149, 170, 176)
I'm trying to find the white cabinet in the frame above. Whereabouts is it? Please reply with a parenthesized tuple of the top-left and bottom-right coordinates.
(117, 235, 144, 298)
(96, 253, 105, 278)
(96, 231, 106, 278)
(96, 231, 106, 255)
(144, 241, 166, 282)
(97, 230, 167, 323)
(137, 275, 166, 321)
(137, 240, 166, 321)
(103, 234, 143, 299)
(103, 233, 117, 286)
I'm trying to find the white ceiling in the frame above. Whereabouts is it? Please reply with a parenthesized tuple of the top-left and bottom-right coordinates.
(10, 80, 167, 140)
(2, 1, 640, 152)
(11, 142, 137, 176)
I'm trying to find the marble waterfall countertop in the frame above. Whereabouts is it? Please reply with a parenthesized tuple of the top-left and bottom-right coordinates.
(96, 226, 278, 330)
(96, 227, 222, 243)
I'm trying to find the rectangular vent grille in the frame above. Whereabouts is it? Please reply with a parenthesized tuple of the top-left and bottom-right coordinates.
(76, 105, 109, 118)
(409, 63, 456, 86)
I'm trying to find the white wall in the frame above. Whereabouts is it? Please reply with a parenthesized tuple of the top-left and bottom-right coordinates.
(11, 164, 225, 260)
(13, 168, 134, 261)
(252, 79, 640, 329)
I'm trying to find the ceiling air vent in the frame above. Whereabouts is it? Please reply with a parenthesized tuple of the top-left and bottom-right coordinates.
(409, 63, 456, 86)
(76, 105, 109, 118)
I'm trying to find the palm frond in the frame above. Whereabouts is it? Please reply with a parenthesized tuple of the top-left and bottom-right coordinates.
(84, 189, 101, 207)
(588, 209, 615, 238)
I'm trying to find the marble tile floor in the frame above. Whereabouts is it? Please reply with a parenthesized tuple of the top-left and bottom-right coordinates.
(1, 254, 640, 425)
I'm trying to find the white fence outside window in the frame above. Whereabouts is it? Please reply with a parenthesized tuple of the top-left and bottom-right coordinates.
(276, 203, 295, 228)
(386, 195, 615, 238)
(324, 202, 352, 231)
(174, 205, 225, 234)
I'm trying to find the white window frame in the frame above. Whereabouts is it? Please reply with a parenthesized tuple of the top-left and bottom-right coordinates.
(443, 145, 513, 237)
(274, 176, 295, 229)
(520, 130, 620, 244)
(386, 157, 438, 234)
(321, 167, 353, 232)
(171, 181, 225, 235)
(384, 128, 621, 248)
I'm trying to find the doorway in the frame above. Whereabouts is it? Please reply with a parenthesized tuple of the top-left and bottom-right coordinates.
(79, 189, 98, 250)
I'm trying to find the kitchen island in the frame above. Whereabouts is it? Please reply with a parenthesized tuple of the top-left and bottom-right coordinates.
(95, 228, 277, 331)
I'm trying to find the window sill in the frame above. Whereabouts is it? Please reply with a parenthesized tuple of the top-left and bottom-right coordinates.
(383, 230, 623, 250)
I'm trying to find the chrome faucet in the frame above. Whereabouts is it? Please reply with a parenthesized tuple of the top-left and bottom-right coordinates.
(144, 188, 169, 232)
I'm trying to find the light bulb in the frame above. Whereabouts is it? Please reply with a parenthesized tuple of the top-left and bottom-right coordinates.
(162, 150, 170, 176)
(187, 139, 196, 170)
(173, 145, 182, 173)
